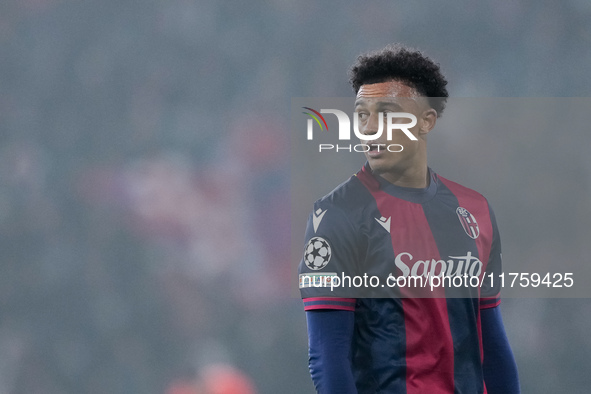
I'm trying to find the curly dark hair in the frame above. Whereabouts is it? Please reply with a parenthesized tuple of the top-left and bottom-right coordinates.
(349, 44, 449, 116)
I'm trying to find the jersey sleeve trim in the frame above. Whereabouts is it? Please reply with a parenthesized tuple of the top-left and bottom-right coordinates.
(480, 295, 501, 309)
(303, 297, 356, 311)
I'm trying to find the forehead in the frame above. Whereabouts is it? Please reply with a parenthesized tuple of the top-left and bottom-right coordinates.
(356, 80, 417, 99)
(355, 80, 425, 109)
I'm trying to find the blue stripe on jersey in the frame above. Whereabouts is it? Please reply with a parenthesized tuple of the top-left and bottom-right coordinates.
(344, 176, 408, 394)
(422, 180, 485, 394)
(352, 298, 407, 394)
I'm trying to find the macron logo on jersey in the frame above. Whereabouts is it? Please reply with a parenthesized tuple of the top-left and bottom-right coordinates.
(313, 208, 327, 233)
(375, 216, 391, 233)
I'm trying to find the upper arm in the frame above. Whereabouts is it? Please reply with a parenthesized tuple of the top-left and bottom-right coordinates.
(300, 201, 360, 392)
(298, 200, 362, 305)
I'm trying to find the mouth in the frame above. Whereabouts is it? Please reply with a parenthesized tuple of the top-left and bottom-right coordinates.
(364, 142, 385, 157)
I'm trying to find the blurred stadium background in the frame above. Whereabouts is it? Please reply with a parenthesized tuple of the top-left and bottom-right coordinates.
(1, 1, 591, 393)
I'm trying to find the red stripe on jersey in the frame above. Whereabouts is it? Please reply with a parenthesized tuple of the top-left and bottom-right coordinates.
(358, 167, 455, 394)
(437, 176, 494, 291)
(303, 297, 356, 311)
(438, 176, 493, 390)
(304, 297, 356, 302)
(480, 296, 501, 309)
(304, 304, 356, 311)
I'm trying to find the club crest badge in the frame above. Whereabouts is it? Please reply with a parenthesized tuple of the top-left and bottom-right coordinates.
(456, 207, 480, 239)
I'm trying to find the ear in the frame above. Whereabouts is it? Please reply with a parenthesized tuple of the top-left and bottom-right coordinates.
(419, 108, 437, 135)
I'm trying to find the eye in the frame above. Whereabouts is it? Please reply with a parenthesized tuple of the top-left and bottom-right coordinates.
(356, 112, 369, 120)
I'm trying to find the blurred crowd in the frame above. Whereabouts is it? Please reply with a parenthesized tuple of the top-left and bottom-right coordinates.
(0, 0, 590, 393)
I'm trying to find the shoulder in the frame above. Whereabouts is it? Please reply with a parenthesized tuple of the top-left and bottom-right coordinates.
(434, 173, 498, 233)
(313, 174, 373, 219)
(435, 173, 490, 206)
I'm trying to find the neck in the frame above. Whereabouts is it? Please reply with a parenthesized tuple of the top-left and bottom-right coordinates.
(375, 163, 429, 188)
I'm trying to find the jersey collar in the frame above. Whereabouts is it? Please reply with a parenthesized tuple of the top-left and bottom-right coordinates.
(362, 161, 438, 204)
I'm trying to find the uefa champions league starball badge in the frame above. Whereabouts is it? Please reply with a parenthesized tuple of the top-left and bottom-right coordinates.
(304, 236, 332, 270)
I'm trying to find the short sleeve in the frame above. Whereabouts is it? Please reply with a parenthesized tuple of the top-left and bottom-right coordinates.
(480, 203, 502, 309)
(298, 200, 362, 310)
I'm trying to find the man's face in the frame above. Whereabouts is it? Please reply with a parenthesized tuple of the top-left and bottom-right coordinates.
(355, 80, 431, 176)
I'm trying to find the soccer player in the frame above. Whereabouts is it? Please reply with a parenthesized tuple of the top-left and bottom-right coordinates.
(298, 45, 520, 394)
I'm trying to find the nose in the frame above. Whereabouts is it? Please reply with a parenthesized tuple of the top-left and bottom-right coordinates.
(362, 112, 383, 136)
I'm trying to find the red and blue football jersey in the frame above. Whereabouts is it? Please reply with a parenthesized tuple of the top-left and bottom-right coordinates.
(298, 163, 502, 393)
